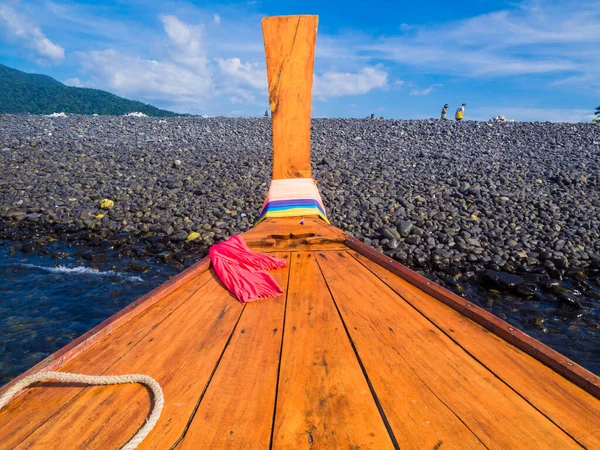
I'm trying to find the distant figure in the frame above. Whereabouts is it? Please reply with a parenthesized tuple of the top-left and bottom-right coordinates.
(370, 113, 375, 120)
(441, 104, 448, 120)
(455, 103, 466, 121)
(264, 110, 269, 118)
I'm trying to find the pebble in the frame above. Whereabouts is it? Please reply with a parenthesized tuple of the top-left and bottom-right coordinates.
(0, 115, 598, 299)
(480, 270, 524, 291)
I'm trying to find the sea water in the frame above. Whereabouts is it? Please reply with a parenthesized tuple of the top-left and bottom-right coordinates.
(0, 245, 176, 385)
(1, 244, 598, 385)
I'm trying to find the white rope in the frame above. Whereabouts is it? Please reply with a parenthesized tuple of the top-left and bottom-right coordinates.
(0, 371, 164, 450)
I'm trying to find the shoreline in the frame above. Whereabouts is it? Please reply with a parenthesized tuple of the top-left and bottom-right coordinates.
(1, 116, 599, 265)
(1, 115, 598, 280)
(1, 116, 599, 371)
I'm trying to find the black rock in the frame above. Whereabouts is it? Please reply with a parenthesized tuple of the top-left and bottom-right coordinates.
(480, 270, 524, 291)
(0, 115, 598, 313)
(397, 220, 413, 237)
(515, 283, 538, 298)
(382, 227, 401, 241)
(151, 242, 167, 253)
(21, 242, 37, 253)
(170, 230, 188, 242)
(405, 235, 421, 245)
(557, 291, 583, 311)
(130, 261, 151, 273)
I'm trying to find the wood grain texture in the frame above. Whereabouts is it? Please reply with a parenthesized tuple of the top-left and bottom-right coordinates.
(262, 15, 317, 179)
(314, 253, 485, 449)
(0, 269, 214, 449)
(244, 217, 345, 252)
(3, 219, 599, 448)
(353, 251, 600, 449)
(272, 252, 394, 449)
(14, 273, 244, 449)
(178, 253, 290, 449)
(346, 235, 600, 398)
(316, 251, 581, 449)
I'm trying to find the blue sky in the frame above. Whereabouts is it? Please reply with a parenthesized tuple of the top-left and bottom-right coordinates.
(0, 0, 599, 121)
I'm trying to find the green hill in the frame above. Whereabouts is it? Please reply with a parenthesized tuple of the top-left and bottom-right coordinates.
(0, 64, 181, 116)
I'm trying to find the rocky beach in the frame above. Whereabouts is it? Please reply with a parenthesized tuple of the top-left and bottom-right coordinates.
(1, 115, 599, 375)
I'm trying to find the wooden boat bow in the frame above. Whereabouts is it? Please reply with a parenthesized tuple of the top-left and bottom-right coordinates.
(1, 14, 599, 450)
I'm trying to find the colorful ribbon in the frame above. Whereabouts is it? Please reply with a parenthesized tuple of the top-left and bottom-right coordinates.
(257, 178, 329, 223)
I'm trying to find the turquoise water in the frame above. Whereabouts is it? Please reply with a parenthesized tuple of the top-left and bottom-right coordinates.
(0, 245, 176, 385)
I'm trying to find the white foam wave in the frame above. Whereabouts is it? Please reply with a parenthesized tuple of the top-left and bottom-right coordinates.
(19, 264, 144, 282)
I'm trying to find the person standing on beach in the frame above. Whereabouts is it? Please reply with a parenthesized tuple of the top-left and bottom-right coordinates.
(441, 104, 448, 120)
(455, 103, 466, 121)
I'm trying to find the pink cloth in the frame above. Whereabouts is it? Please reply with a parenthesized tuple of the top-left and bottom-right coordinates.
(208, 235, 287, 303)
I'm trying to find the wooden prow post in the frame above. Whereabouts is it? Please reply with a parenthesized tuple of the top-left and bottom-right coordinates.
(262, 15, 318, 180)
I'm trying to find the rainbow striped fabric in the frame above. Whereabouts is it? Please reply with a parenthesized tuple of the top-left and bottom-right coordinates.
(257, 178, 329, 223)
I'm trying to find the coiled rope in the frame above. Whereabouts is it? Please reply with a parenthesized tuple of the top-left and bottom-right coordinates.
(0, 371, 164, 450)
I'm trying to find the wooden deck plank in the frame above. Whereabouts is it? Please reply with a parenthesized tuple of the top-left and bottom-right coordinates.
(316, 251, 581, 449)
(0, 269, 214, 449)
(15, 273, 244, 449)
(262, 16, 317, 180)
(311, 254, 486, 449)
(271, 252, 394, 449)
(346, 236, 600, 397)
(178, 253, 290, 449)
(244, 217, 345, 251)
(353, 251, 600, 448)
(247, 238, 346, 252)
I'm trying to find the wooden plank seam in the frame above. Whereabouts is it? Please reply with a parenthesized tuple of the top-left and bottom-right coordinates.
(268, 252, 294, 449)
(345, 236, 600, 399)
(348, 251, 595, 447)
(167, 301, 249, 449)
(313, 252, 402, 450)
(1, 272, 219, 449)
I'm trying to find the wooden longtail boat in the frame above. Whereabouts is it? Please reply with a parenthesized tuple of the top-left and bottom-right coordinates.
(1, 15, 599, 450)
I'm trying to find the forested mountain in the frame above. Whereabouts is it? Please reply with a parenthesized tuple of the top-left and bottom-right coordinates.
(0, 64, 181, 116)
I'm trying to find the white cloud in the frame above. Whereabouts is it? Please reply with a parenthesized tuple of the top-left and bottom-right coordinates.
(0, 5, 64, 64)
(335, 1, 600, 85)
(72, 15, 214, 112)
(64, 77, 92, 87)
(410, 87, 431, 96)
(363, 40, 575, 77)
(76, 48, 212, 101)
(313, 67, 388, 98)
(410, 84, 442, 96)
(70, 15, 268, 113)
(215, 57, 266, 90)
(446, 4, 600, 47)
(8, 0, 596, 117)
(65, 77, 82, 87)
(159, 15, 207, 70)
